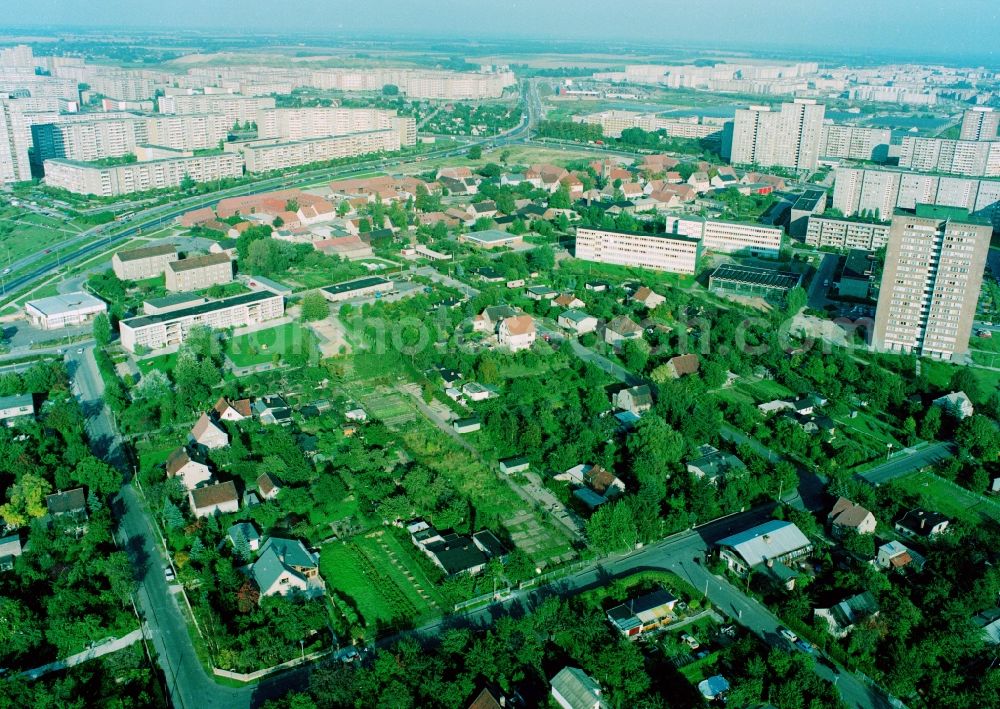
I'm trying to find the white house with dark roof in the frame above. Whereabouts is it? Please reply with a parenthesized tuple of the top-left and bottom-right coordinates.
(613, 385, 653, 416)
(0, 533, 23, 571)
(251, 537, 323, 599)
(932, 391, 975, 420)
(188, 481, 239, 518)
(0, 394, 34, 426)
(558, 309, 598, 335)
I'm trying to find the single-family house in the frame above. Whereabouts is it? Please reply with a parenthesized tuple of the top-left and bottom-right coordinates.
(876, 540, 923, 571)
(828, 497, 877, 536)
(558, 309, 598, 335)
(895, 509, 950, 539)
(0, 533, 23, 571)
(46, 488, 88, 533)
(973, 609, 1000, 645)
(585, 465, 625, 499)
(573, 488, 609, 510)
(553, 294, 585, 309)
(227, 522, 261, 553)
(499, 456, 530, 475)
(498, 315, 536, 352)
(453, 416, 482, 434)
(604, 315, 643, 348)
(252, 396, 293, 426)
(462, 382, 496, 401)
(410, 521, 491, 576)
(165, 447, 212, 491)
(251, 537, 323, 599)
(257, 472, 281, 501)
(473, 305, 519, 333)
(468, 201, 499, 219)
(686, 444, 746, 484)
(550, 667, 607, 709)
(435, 368, 463, 388)
(632, 286, 665, 310)
(526, 285, 558, 301)
(664, 354, 700, 379)
(190, 413, 229, 450)
(0, 394, 35, 426)
(716, 520, 812, 578)
(814, 591, 880, 638)
(213, 396, 251, 422)
(698, 676, 731, 702)
(613, 385, 653, 416)
(687, 171, 711, 193)
(189, 481, 239, 518)
(344, 407, 368, 422)
(584, 280, 608, 292)
(932, 391, 975, 420)
(606, 589, 677, 637)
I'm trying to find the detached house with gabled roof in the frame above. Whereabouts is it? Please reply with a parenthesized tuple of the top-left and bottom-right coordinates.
(257, 472, 282, 501)
(213, 396, 251, 422)
(632, 286, 665, 310)
(472, 305, 519, 333)
(190, 413, 229, 450)
(558, 309, 598, 335)
(251, 537, 323, 599)
(814, 591, 880, 638)
(827, 497, 877, 536)
(498, 315, 536, 352)
(604, 315, 643, 348)
(895, 509, 950, 539)
(165, 447, 212, 491)
(613, 385, 653, 416)
(585, 465, 625, 499)
(716, 520, 812, 578)
(189, 481, 239, 518)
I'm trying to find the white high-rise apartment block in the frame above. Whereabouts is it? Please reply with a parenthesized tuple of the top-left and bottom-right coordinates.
(959, 107, 1000, 141)
(157, 95, 276, 126)
(662, 216, 783, 257)
(232, 129, 401, 173)
(145, 114, 231, 151)
(0, 98, 31, 183)
(31, 116, 148, 164)
(575, 227, 701, 275)
(898, 137, 1000, 178)
(819, 124, 891, 162)
(730, 99, 825, 171)
(873, 205, 992, 360)
(257, 108, 416, 146)
(43, 152, 244, 197)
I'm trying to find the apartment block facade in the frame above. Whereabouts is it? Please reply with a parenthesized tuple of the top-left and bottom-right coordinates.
(818, 124, 891, 162)
(119, 291, 284, 353)
(662, 215, 783, 257)
(573, 110, 723, 140)
(112, 243, 179, 280)
(730, 99, 825, 171)
(575, 227, 701, 275)
(165, 253, 234, 292)
(145, 114, 231, 151)
(31, 115, 147, 164)
(157, 95, 276, 125)
(0, 98, 31, 183)
(959, 107, 1000, 141)
(232, 129, 401, 173)
(898, 136, 1000, 178)
(832, 167, 1000, 230)
(258, 107, 415, 146)
(804, 216, 892, 251)
(873, 206, 992, 360)
(43, 152, 244, 196)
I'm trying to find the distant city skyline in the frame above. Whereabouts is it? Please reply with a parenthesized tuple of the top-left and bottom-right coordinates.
(4, 0, 1000, 64)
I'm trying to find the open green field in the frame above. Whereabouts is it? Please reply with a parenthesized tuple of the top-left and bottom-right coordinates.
(136, 352, 179, 375)
(899, 470, 1000, 526)
(225, 322, 313, 367)
(834, 410, 904, 449)
(921, 359, 1000, 393)
(320, 534, 441, 632)
(558, 258, 697, 290)
(0, 209, 88, 263)
(735, 378, 794, 403)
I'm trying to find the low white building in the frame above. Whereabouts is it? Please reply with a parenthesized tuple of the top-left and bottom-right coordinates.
(0, 394, 35, 426)
(558, 309, 598, 335)
(188, 481, 239, 518)
(24, 292, 107, 330)
(932, 391, 975, 420)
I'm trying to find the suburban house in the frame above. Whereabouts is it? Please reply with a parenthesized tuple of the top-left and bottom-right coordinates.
(0, 533, 23, 571)
(553, 293, 585, 309)
(686, 444, 746, 485)
(499, 456, 530, 475)
(453, 416, 482, 434)
(973, 609, 1000, 646)
(606, 589, 677, 637)
(895, 509, 949, 539)
(227, 522, 261, 553)
(462, 382, 496, 401)
(584, 465, 625, 499)
(252, 395, 293, 426)
(213, 396, 252, 422)
(344, 407, 368, 422)
(251, 536, 323, 599)
(698, 676, 731, 702)
(165, 447, 213, 491)
(604, 315, 643, 348)
(407, 520, 495, 576)
(558, 309, 598, 335)
(497, 315, 536, 352)
(632, 286, 666, 309)
(45, 488, 89, 534)
(814, 591, 880, 638)
(932, 391, 975, 420)
(472, 305, 519, 333)
(257, 472, 281, 501)
(716, 520, 812, 582)
(188, 481, 239, 518)
(573, 488, 609, 510)
(876, 540, 924, 571)
(190, 413, 229, 450)
(613, 385, 653, 416)
(526, 285, 558, 301)
(550, 667, 607, 709)
(664, 354, 700, 378)
(0, 393, 35, 426)
(827, 497, 877, 536)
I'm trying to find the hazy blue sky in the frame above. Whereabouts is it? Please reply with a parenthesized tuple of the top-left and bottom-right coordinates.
(6, 0, 999, 61)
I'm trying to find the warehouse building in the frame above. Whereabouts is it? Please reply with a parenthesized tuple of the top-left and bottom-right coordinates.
(24, 291, 107, 330)
(708, 264, 802, 303)
(320, 277, 394, 303)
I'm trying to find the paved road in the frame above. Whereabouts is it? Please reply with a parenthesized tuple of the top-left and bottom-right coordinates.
(535, 319, 643, 385)
(856, 441, 955, 486)
(22, 627, 146, 680)
(808, 252, 840, 310)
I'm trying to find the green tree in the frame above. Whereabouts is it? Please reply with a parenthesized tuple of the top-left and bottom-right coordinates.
(300, 292, 331, 322)
(92, 312, 112, 347)
(0, 597, 43, 662)
(180, 173, 196, 191)
(549, 184, 571, 209)
(467, 145, 483, 160)
(73, 455, 121, 496)
(785, 286, 807, 315)
(0, 473, 52, 527)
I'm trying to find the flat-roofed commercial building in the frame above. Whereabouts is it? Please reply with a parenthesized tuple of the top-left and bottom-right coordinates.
(144, 114, 231, 151)
(708, 264, 802, 303)
(873, 205, 992, 360)
(165, 253, 234, 292)
(819, 124, 891, 162)
(662, 215, 783, 257)
(898, 137, 1000, 178)
(575, 227, 700, 275)
(960, 107, 1000, 141)
(833, 167, 1000, 231)
(119, 291, 284, 352)
(157, 94, 276, 125)
(231, 129, 401, 173)
(112, 243, 179, 280)
(43, 152, 244, 197)
(320, 277, 395, 303)
(24, 291, 107, 330)
(730, 99, 825, 172)
(804, 215, 891, 251)
(788, 189, 828, 238)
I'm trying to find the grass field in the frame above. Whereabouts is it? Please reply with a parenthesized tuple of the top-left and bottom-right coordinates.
(225, 322, 313, 368)
(735, 378, 794, 403)
(136, 352, 179, 375)
(834, 410, 904, 449)
(558, 258, 698, 290)
(921, 359, 1000, 393)
(0, 209, 88, 263)
(899, 470, 1000, 526)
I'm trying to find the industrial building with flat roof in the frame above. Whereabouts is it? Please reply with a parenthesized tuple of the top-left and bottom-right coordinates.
(320, 277, 394, 302)
(708, 264, 803, 302)
(119, 290, 284, 353)
(24, 291, 107, 330)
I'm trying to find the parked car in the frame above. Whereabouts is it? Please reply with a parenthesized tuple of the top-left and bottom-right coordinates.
(795, 640, 817, 655)
(164, 566, 176, 583)
(778, 627, 798, 644)
(681, 633, 700, 649)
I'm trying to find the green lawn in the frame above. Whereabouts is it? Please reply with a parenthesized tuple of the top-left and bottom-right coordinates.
(735, 378, 794, 403)
(899, 470, 1000, 526)
(834, 411, 904, 449)
(559, 258, 698, 290)
(225, 322, 313, 367)
(921, 359, 1000, 393)
(136, 352, 179, 375)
